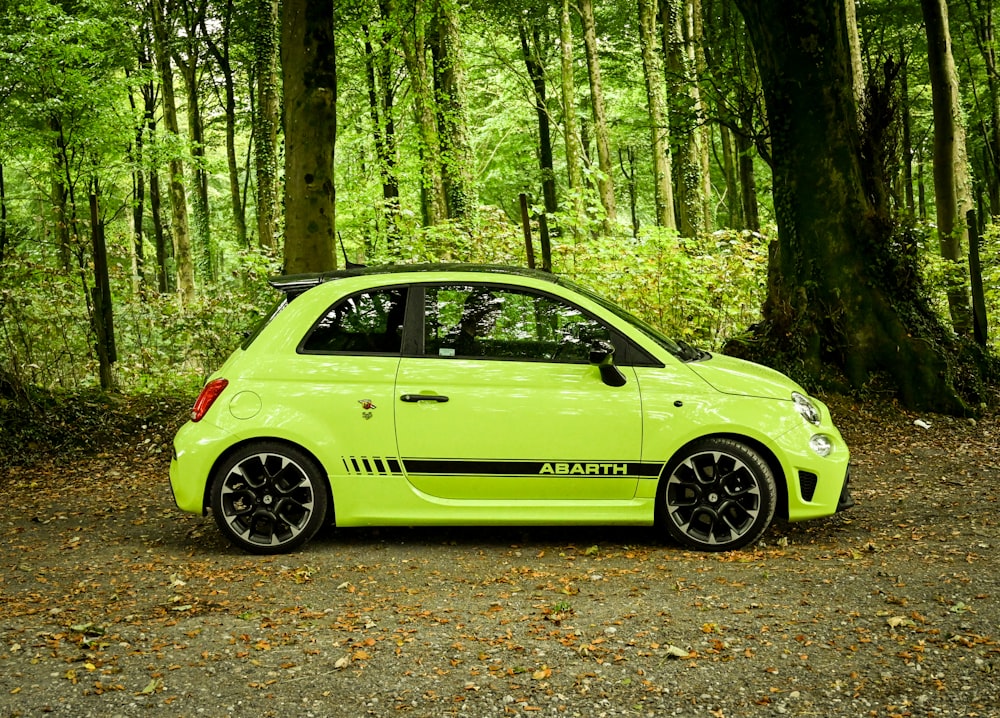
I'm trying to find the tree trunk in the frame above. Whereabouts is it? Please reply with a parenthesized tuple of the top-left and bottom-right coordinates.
(201, 0, 247, 247)
(0, 164, 7, 263)
(431, 0, 474, 222)
(559, 0, 583, 203)
(662, 0, 711, 236)
(918, 147, 927, 219)
(685, 0, 713, 232)
(131, 156, 146, 295)
(720, 125, 743, 229)
(519, 20, 556, 271)
(126, 73, 146, 295)
(151, 0, 196, 304)
(619, 145, 640, 238)
(89, 188, 116, 391)
(921, 0, 974, 335)
(969, 0, 1000, 216)
(900, 43, 915, 216)
(844, 0, 865, 109)
(52, 120, 81, 273)
(253, 0, 280, 251)
(730, 0, 975, 413)
(137, 32, 170, 294)
(150, 166, 168, 294)
(364, 0, 401, 248)
(735, 129, 759, 232)
(178, 59, 212, 281)
(638, 0, 676, 230)
(377, 8, 401, 246)
(579, 0, 616, 226)
(174, 0, 212, 283)
(281, 0, 337, 274)
(401, 0, 447, 226)
(51, 168, 71, 271)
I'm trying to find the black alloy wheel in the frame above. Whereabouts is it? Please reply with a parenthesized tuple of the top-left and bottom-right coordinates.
(660, 438, 777, 552)
(210, 443, 328, 554)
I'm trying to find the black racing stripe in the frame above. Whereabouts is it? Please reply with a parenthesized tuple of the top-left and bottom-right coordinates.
(350, 457, 362, 473)
(400, 459, 664, 478)
(385, 458, 403, 475)
(637, 463, 665, 478)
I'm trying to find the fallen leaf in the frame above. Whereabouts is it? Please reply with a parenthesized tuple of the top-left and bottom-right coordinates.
(664, 645, 691, 658)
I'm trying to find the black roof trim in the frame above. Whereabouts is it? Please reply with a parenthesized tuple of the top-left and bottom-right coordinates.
(268, 263, 558, 295)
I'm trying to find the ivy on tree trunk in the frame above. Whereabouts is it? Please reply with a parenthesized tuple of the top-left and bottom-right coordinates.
(730, 0, 989, 414)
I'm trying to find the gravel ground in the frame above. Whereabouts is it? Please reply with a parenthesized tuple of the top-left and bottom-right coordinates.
(1, 397, 998, 718)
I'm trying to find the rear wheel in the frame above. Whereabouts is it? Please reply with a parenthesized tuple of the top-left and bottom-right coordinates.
(659, 438, 776, 552)
(210, 443, 328, 554)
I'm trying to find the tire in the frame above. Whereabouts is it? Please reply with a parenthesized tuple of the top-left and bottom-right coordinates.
(210, 442, 328, 554)
(659, 438, 777, 552)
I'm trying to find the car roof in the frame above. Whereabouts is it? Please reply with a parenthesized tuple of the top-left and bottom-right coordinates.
(269, 263, 560, 297)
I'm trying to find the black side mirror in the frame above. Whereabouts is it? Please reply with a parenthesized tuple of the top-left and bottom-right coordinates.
(589, 340, 627, 387)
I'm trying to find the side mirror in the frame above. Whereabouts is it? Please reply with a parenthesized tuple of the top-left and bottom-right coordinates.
(589, 340, 627, 387)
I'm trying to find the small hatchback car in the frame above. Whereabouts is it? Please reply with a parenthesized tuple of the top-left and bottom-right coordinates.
(170, 264, 852, 554)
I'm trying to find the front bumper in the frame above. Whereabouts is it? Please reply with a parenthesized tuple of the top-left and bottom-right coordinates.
(836, 466, 855, 512)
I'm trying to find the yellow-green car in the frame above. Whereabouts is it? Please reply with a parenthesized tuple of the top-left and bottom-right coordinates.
(170, 265, 852, 554)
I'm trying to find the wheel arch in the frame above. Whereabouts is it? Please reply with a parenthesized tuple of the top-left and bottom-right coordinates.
(656, 432, 789, 522)
(202, 437, 335, 523)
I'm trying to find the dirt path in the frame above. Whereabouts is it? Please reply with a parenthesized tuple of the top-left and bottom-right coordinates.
(1, 398, 998, 717)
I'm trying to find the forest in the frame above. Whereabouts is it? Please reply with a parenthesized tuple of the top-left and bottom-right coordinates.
(1, 0, 999, 420)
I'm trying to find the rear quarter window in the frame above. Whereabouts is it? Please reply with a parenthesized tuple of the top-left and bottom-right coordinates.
(300, 287, 408, 354)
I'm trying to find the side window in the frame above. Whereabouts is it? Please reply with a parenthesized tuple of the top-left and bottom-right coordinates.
(301, 287, 407, 354)
(423, 285, 609, 362)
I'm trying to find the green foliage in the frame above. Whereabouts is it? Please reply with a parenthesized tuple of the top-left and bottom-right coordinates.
(562, 227, 769, 349)
(0, 248, 279, 395)
(0, 257, 92, 391)
(370, 213, 769, 352)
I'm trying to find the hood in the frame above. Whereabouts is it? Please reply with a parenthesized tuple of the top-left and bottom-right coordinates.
(688, 353, 803, 400)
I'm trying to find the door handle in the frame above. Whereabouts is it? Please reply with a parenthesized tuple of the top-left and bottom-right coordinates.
(400, 394, 449, 403)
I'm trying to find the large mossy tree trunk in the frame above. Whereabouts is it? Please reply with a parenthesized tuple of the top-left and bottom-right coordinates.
(730, 0, 985, 414)
(281, 0, 337, 274)
(401, 0, 447, 227)
(431, 0, 474, 222)
(253, 0, 280, 251)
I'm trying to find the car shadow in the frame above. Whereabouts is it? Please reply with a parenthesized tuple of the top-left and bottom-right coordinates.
(310, 523, 669, 552)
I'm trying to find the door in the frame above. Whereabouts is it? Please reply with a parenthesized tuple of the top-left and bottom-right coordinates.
(394, 284, 644, 501)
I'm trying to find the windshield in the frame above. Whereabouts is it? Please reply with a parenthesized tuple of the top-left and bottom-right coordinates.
(557, 277, 708, 362)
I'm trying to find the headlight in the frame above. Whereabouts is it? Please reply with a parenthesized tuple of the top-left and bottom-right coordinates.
(792, 392, 821, 425)
(809, 434, 833, 457)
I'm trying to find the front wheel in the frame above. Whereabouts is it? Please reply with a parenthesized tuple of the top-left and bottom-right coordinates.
(659, 438, 777, 552)
(210, 443, 328, 554)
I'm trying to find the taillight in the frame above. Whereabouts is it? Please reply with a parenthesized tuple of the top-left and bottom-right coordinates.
(191, 378, 229, 422)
